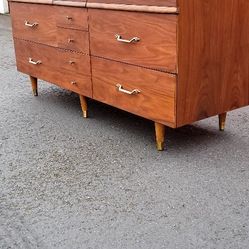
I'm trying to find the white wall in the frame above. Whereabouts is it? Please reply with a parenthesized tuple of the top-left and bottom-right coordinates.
(0, 0, 9, 14)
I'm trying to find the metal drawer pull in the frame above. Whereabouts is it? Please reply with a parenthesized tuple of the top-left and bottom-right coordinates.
(29, 58, 42, 65)
(116, 84, 140, 95)
(71, 81, 77, 85)
(25, 21, 38, 28)
(115, 34, 140, 43)
(66, 16, 73, 20)
(68, 38, 74, 43)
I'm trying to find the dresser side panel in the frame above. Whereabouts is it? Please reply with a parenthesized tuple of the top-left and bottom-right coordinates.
(177, 0, 249, 127)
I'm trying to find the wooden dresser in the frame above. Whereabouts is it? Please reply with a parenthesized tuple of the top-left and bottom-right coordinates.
(8, 0, 249, 150)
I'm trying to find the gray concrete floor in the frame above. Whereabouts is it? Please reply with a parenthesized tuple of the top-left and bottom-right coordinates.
(1, 14, 249, 249)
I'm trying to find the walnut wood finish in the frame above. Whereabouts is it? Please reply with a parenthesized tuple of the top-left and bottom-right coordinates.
(14, 39, 90, 76)
(91, 57, 176, 127)
(57, 28, 89, 53)
(87, 0, 177, 7)
(9, 0, 53, 4)
(9, 0, 178, 12)
(55, 6, 88, 31)
(30, 75, 38, 96)
(155, 123, 165, 151)
(89, 9, 177, 73)
(14, 39, 92, 97)
(10, 2, 57, 46)
(54, 0, 86, 7)
(86, 3, 178, 13)
(9, 1, 249, 151)
(10, 3, 89, 49)
(177, 0, 249, 127)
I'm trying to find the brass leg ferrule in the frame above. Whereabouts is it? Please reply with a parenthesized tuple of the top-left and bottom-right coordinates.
(219, 113, 227, 131)
(83, 110, 88, 118)
(79, 95, 88, 119)
(219, 122, 225, 131)
(155, 122, 166, 151)
(33, 89, 38, 96)
(30, 76, 38, 97)
(156, 141, 165, 151)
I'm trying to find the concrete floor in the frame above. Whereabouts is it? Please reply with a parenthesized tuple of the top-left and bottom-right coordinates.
(1, 14, 249, 249)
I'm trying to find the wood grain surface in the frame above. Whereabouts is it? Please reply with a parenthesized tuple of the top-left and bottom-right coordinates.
(10, 2, 57, 46)
(10, 2, 89, 52)
(177, 0, 249, 127)
(86, 3, 178, 13)
(91, 57, 176, 127)
(57, 28, 89, 53)
(87, 0, 177, 7)
(89, 9, 177, 73)
(14, 39, 92, 97)
(8, 0, 53, 4)
(53, 0, 86, 7)
(55, 6, 88, 31)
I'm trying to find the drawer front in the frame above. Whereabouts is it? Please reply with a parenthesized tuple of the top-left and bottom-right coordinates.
(57, 28, 89, 53)
(89, 9, 177, 73)
(14, 39, 92, 97)
(10, 3, 89, 48)
(87, 0, 177, 7)
(55, 6, 88, 31)
(10, 2, 57, 46)
(92, 57, 176, 126)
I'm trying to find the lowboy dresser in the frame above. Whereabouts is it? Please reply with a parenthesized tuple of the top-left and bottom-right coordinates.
(8, 0, 249, 150)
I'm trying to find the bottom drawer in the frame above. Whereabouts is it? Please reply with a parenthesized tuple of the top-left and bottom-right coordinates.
(14, 39, 92, 97)
(91, 57, 176, 127)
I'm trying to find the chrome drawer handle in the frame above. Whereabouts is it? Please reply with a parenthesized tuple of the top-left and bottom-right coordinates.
(116, 84, 140, 95)
(25, 21, 39, 28)
(29, 58, 42, 65)
(115, 34, 140, 43)
(71, 81, 77, 85)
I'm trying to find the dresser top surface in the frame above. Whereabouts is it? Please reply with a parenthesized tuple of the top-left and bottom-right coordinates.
(8, 0, 178, 12)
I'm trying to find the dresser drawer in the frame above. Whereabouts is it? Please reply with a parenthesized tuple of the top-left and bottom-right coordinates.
(10, 3, 89, 48)
(14, 39, 92, 97)
(57, 28, 89, 53)
(89, 9, 177, 73)
(55, 6, 88, 31)
(10, 2, 57, 46)
(92, 57, 176, 126)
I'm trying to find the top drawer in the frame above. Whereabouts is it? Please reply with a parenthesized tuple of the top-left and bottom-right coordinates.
(10, 2, 57, 46)
(89, 9, 177, 73)
(55, 6, 88, 31)
(10, 2, 88, 46)
(87, 0, 177, 7)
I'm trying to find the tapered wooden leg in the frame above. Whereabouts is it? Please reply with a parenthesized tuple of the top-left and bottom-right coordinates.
(79, 95, 88, 118)
(219, 113, 227, 131)
(155, 122, 165, 151)
(29, 76, 38, 96)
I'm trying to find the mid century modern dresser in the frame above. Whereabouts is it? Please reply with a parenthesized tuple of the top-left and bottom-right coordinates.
(8, 0, 249, 150)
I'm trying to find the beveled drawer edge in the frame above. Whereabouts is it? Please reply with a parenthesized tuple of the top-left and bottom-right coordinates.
(86, 3, 179, 14)
(13, 37, 89, 56)
(8, 0, 87, 6)
(53, 0, 86, 7)
(91, 54, 178, 75)
(9, 0, 53, 4)
(8, 0, 179, 13)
